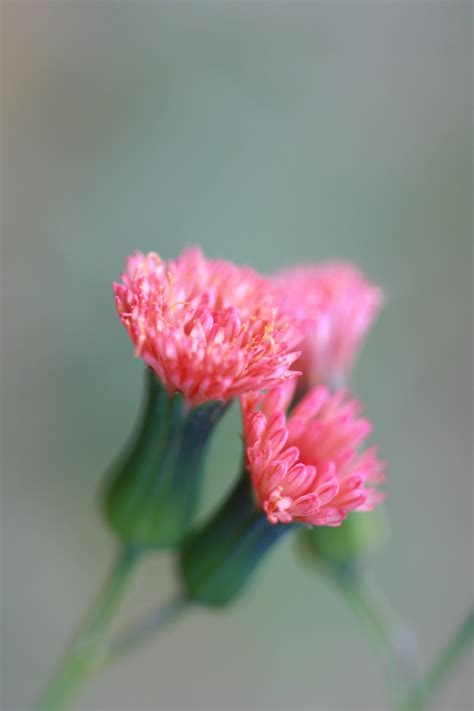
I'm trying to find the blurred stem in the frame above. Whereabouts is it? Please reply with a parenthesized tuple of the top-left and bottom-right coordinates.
(37, 545, 143, 711)
(332, 564, 419, 709)
(400, 607, 474, 711)
(102, 592, 189, 666)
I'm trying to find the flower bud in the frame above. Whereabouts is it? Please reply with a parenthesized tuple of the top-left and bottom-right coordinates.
(298, 508, 388, 568)
(180, 473, 292, 607)
(103, 368, 226, 548)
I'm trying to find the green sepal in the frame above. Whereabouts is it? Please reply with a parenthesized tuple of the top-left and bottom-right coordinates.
(180, 472, 292, 607)
(103, 368, 226, 549)
(298, 508, 388, 568)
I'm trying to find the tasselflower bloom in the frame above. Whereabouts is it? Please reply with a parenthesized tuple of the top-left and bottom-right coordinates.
(114, 249, 302, 407)
(242, 381, 385, 527)
(274, 263, 384, 388)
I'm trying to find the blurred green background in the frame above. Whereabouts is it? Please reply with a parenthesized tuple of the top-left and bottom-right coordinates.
(2, 2, 472, 709)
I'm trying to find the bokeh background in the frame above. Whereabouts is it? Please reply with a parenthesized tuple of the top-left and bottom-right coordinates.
(2, 2, 472, 710)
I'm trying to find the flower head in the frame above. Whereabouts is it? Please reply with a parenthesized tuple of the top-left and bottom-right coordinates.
(114, 249, 301, 407)
(242, 381, 385, 526)
(274, 263, 384, 388)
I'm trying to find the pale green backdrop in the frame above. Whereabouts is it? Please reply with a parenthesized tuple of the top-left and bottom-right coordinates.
(2, 2, 472, 710)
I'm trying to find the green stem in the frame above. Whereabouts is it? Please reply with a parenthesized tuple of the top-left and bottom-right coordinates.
(37, 545, 143, 711)
(334, 567, 419, 709)
(400, 607, 474, 711)
(103, 593, 189, 666)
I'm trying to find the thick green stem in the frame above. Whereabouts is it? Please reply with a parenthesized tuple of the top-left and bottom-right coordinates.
(400, 607, 474, 711)
(37, 546, 142, 711)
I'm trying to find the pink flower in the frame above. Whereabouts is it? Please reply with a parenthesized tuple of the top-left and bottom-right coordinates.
(113, 249, 302, 407)
(274, 263, 384, 388)
(241, 382, 385, 526)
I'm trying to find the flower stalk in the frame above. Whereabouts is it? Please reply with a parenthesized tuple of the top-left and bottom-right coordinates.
(332, 563, 420, 709)
(298, 516, 420, 709)
(37, 546, 142, 711)
(103, 593, 189, 665)
(399, 608, 474, 711)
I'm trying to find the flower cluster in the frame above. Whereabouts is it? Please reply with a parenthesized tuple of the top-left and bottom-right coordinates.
(114, 248, 385, 527)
